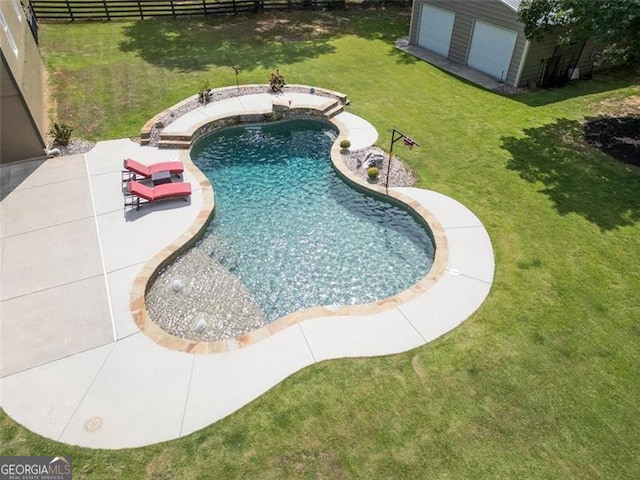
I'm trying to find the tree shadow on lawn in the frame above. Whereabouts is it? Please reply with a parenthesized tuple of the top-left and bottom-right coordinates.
(119, 8, 409, 72)
(502, 118, 640, 231)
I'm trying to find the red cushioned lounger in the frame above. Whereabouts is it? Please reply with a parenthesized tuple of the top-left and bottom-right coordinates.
(123, 158, 184, 180)
(125, 180, 191, 210)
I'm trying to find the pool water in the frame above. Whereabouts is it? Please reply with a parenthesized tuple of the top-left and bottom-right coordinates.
(191, 119, 435, 322)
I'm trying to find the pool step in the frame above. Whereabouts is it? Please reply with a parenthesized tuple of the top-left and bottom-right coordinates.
(323, 101, 344, 119)
(158, 138, 191, 149)
(140, 131, 151, 146)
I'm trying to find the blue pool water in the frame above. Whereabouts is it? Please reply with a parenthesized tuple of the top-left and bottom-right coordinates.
(191, 119, 434, 322)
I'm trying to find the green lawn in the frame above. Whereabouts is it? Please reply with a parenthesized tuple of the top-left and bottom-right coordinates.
(3, 6, 640, 479)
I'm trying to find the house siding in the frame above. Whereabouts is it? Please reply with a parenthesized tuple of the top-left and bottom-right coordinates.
(409, 0, 528, 86)
(518, 30, 558, 86)
(519, 28, 605, 87)
(576, 39, 606, 75)
(1, 0, 47, 163)
(409, 1, 611, 89)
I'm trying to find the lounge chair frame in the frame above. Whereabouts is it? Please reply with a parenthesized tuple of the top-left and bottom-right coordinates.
(122, 158, 184, 183)
(124, 180, 191, 211)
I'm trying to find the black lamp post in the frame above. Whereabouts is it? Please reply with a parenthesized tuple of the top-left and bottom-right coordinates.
(386, 129, 419, 194)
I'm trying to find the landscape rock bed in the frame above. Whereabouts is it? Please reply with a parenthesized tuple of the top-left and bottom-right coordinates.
(46, 137, 95, 156)
(342, 146, 417, 188)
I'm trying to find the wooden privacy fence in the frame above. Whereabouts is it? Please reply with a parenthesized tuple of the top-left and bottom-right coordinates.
(29, 0, 352, 21)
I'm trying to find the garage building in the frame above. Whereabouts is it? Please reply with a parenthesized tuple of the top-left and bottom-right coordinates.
(408, 0, 602, 88)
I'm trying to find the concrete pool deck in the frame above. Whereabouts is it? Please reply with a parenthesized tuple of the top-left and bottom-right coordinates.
(0, 91, 494, 448)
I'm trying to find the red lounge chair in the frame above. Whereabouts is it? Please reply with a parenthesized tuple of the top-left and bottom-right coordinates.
(125, 180, 191, 210)
(123, 158, 184, 181)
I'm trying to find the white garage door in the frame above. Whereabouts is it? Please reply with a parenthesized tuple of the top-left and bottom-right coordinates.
(417, 4, 455, 57)
(467, 21, 518, 82)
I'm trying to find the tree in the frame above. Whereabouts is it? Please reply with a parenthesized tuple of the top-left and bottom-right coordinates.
(518, 0, 640, 64)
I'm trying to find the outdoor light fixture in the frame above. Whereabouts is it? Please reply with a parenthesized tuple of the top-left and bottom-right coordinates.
(386, 129, 420, 193)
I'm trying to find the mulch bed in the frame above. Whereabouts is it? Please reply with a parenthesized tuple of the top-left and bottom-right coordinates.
(584, 117, 640, 167)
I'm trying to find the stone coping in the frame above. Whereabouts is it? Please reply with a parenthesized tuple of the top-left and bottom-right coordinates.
(130, 88, 449, 354)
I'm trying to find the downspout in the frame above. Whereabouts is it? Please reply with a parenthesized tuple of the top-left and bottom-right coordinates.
(514, 38, 531, 87)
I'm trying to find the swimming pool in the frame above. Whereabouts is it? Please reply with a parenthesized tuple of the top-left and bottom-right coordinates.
(147, 119, 435, 340)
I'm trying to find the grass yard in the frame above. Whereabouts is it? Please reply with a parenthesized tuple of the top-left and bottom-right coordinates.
(2, 6, 640, 479)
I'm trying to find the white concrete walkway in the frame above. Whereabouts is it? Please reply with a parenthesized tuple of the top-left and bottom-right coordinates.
(0, 93, 493, 449)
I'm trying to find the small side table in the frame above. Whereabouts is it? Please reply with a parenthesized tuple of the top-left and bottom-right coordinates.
(151, 170, 172, 186)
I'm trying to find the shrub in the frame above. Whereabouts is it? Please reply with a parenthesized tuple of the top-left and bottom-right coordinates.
(50, 122, 73, 146)
(269, 68, 286, 93)
(340, 139, 351, 149)
(367, 166, 379, 179)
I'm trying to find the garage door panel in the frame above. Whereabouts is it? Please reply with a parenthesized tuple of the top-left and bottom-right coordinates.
(417, 5, 455, 57)
(467, 21, 517, 81)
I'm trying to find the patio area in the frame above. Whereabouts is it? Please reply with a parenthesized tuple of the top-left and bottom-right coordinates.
(0, 92, 494, 448)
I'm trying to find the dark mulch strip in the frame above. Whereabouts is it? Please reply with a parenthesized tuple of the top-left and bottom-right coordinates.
(584, 117, 640, 167)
